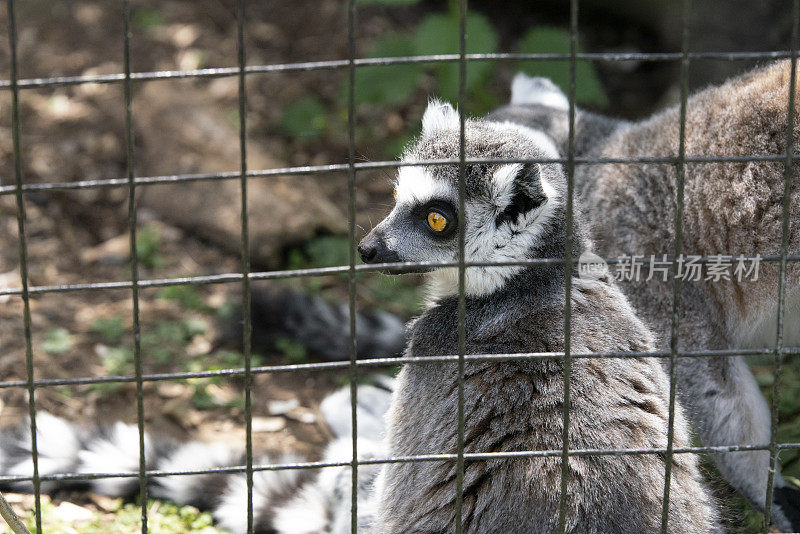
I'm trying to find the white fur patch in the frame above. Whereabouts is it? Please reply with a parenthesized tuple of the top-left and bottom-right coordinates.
(486, 120, 561, 159)
(272, 482, 329, 534)
(427, 174, 562, 301)
(215, 473, 250, 534)
(215, 455, 309, 534)
(76, 421, 151, 496)
(153, 442, 237, 504)
(6, 413, 81, 482)
(421, 99, 460, 135)
(394, 166, 452, 205)
(510, 72, 569, 110)
(491, 163, 524, 199)
(320, 383, 392, 440)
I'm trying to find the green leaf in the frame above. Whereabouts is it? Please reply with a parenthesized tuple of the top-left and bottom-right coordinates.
(42, 328, 72, 354)
(353, 33, 422, 106)
(133, 7, 163, 34)
(158, 285, 207, 312)
(99, 346, 135, 375)
(305, 235, 351, 268)
(136, 225, 164, 269)
(275, 337, 308, 364)
(281, 97, 328, 140)
(413, 13, 498, 102)
(517, 27, 608, 108)
(357, 0, 421, 5)
(91, 317, 126, 345)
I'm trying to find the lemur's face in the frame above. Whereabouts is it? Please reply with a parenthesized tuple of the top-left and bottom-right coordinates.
(358, 101, 566, 299)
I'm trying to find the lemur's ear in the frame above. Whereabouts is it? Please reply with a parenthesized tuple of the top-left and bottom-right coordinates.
(510, 72, 569, 111)
(493, 163, 547, 228)
(422, 100, 460, 135)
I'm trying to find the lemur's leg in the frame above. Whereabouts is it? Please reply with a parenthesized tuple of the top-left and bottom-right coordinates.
(674, 335, 800, 531)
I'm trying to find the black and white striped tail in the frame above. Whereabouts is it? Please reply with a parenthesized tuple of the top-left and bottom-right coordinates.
(227, 287, 407, 362)
(0, 379, 393, 534)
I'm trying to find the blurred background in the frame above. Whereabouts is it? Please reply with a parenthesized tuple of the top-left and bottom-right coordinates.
(0, 0, 796, 531)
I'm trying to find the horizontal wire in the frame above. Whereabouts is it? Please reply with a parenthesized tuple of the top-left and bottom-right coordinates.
(1, 346, 797, 390)
(0, 50, 794, 90)
(3, 441, 800, 485)
(1, 154, 796, 197)
(1, 254, 798, 297)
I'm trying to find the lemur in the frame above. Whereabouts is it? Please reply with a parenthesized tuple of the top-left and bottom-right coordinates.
(354, 100, 719, 533)
(0, 98, 719, 533)
(486, 60, 800, 531)
(7, 63, 794, 532)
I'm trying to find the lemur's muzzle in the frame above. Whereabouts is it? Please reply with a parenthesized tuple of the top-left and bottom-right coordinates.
(358, 230, 400, 266)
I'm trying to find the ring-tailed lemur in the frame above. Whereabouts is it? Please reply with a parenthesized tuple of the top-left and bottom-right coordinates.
(1, 99, 720, 533)
(356, 101, 719, 532)
(486, 61, 800, 532)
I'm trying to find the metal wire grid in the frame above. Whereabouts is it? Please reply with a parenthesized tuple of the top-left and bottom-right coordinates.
(0, 0, 798, 533)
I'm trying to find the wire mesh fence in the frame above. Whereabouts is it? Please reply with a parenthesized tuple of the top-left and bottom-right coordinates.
(1, 0, 799, 533)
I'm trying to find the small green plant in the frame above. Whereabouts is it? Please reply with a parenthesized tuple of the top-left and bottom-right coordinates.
(190, 381, 217, 410)
(132, 7, 164, 35)
(136, 225, 164, 269)
(41, 328, 73, 354)
(357, 0, 421, 5)
(99, 346, 135, 376)
(287, 235, 352, 271)
(91, 345, 135, 394)
(517, 27, 608, 108)
(413, 12, 498, 105)
(158, 285, 208, 312)
(91, 316, 126, 345)
(20, 497, 222, 533)
(366, 275, 422, 316)
(351, 33, 424, 107)
(281, 97, 328, 140)
(274, 337, 308, 364)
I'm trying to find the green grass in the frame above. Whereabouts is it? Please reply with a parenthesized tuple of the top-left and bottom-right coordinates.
(41, 328, 73, 354)
(11, 498, 227, 534)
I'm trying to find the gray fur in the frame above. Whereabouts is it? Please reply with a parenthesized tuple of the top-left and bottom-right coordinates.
(360, 108, 720, 533)
(492, 65, 800, 531)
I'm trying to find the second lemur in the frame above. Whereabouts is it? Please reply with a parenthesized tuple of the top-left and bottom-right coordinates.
(357, 102, 719, 532)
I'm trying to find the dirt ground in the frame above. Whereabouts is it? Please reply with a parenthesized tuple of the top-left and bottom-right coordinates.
(0, 0, 412, 482)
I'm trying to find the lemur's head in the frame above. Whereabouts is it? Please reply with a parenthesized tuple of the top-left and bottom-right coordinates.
(358, 100, 573, 301)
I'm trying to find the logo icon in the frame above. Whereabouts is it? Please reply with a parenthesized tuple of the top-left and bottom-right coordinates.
(578, 251, 608, 281)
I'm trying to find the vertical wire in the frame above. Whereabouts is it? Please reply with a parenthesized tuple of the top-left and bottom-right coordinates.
(453, 0, 468, 532)
(556, 1, 578, 532)
(660, 1, 691, 531)
(121, 1, 148, 531)
(761, 1, 798, 530)
(346, 0, 359, 531)
(234, 0, 255, 531)
(6, 0, 42, 530)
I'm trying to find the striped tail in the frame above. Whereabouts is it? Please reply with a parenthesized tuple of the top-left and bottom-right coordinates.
(0, 379, 394, 534)
(225, 287, 408, 362)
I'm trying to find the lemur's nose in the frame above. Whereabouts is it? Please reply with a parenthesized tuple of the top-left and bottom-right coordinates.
(358, 243, 378, 263)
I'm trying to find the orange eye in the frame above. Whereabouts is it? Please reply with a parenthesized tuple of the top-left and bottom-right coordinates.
(427, 211, 448, 232)
(393, 188, 397, 201)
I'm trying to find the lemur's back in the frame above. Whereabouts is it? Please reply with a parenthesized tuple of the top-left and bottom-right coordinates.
(378, 272, 718, 533)
(488, 62, 800, 530)
(493, 61, 800, 351)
